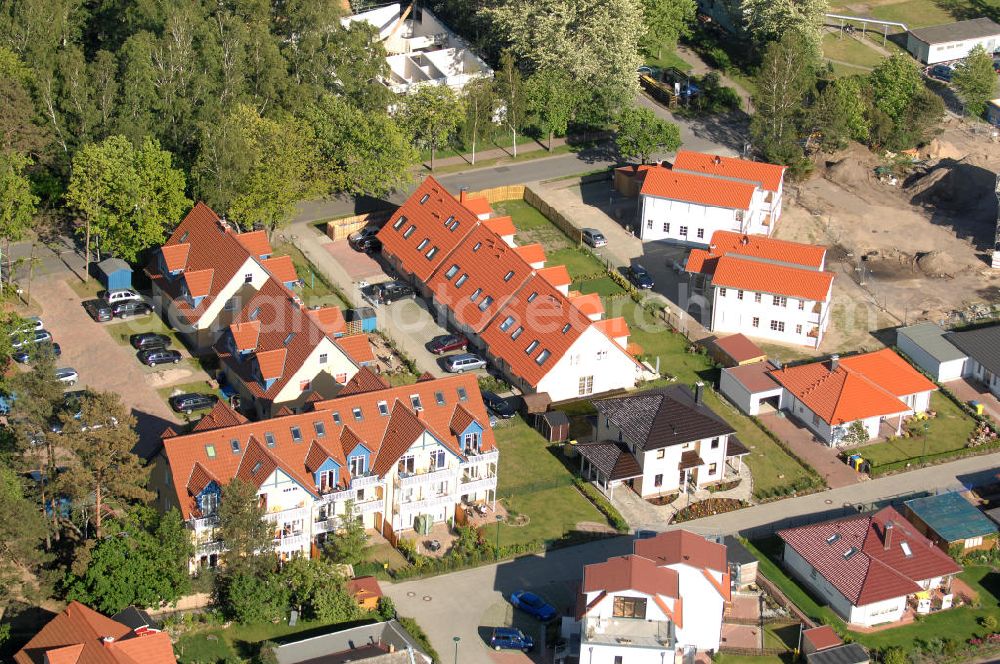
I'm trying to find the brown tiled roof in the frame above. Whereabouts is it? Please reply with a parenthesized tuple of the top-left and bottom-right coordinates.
(778, 506, 961, 605)
(192, 401, 248, 432)
(576, 441, 643, 481)
(583, 555, 679, 599)
(234, 230, 273, 257)
(726, 435, 750, 457)
(679, 450, 704, 470)
(339, 367, 390, 396)
(802, 626, 842, 652)
(712, 334, 766, 364)
(162, 373, 494, 519)
(13, 601, 178, 664)
(596, 385, 733, 452)
(634, 530, 728, 573)
(160, 243, 190, 272)
(261, 255, 298, 284)
(183, 268, 214, 298)
(703, 231, 826, 270)
(346, 576, 384, 600)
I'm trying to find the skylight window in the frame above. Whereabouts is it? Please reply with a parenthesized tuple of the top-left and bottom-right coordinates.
(527, 292, 538, 302)
(264, 432, 276, 448)
(526, 340, 539, 354)
(290, 426, 302, 442)
(826, 533, 841, 545)
(417, 238, 429, 251)
(457, 387, 468, 402)
(419, 193, 430, 204)
(179, 231, 190, 243)
(249, 306, 261, 320)
(449, 220, 460, 231)
(393, 215, 407, 230)
(231, 439, 241, 454)
(403, 225, 416, 239)
(536, 349, 551, 365)
(353, 407, 363, 421)
(283, 332, 295, 346)
(444, 215, 455, 226)
(332, 412, 341, 425)
(471, 288, 482, 302)
(500, 316, 515, 331)
(473, 242, 482, 252)
(313, 422, 326, 438)
(478, 295, 494, 311)
(561, 323, 571, 333)
(504, 270, 515, 282)
(205, 444, 216, 458)
(901, 541, 912, 557)
(251, 461, 263, 475)
(435, 391, 445, 406)
(842, 547, 857, 560)
(426, 246, 438, 259)
(411, 395, 423, 410)
(455, 274, 469, 288)
(445, 265, 459, 279)
(511, 326, 524, 340)
(378, 401, 389, 416)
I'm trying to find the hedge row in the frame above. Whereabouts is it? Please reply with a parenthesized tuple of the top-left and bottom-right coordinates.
(745, 410, 826, 499)
(573, 478, 630, 533)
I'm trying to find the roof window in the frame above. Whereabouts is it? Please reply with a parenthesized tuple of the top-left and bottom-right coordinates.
(426, 246, 438, 260)
(393, 215, 407, 230)
(283, 332, 295, 346)
(457, 387, 468, 402)
(419, 193, 430, 204)
(526, 340, 539, 354)
(378, 401, 389, 416)
(473, 242, 482, 252)
(411, 394, 423, 410)
(403, 225, 415, 239)
(901, 541, 912, 557)
(561, 323, 571, 333)
(179, 231, 190, 243)
(527, 292, 538, 302)
(313, 422, 326, 438)
(445, 265, 459, 279)
(842, 547, 857, 560)
(503, 270, 515, 282)
(230, 439, 241, 454)
(478, 295, 494, 311)
(417, 238, 429, 251)
(332, 412, 341, 425)
(290, 426, 302, 442)
(470, 288, 482, 302)
(264, 432, 276, 448)
(511, 326, 524, 340)
(449, 220, 461, 231)
(435, 391, 445, 406)
(251, 460, 263, 475)
(536, 349, 551, 364)
(444, 215, 455, 227)
(353, 407, 363, 421)
(205, 444, 216, 458)
(500, 316, 515, 331)
(455, 274, 469, 288)
(249, 306, 261, 320)
(826, 533, 840, 545)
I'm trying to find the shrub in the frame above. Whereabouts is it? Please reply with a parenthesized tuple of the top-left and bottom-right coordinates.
(982, 615, 998, 631)
(377, 596, 397, 621)
(573, 478, 630, 532)
(397, 616, 441, 663)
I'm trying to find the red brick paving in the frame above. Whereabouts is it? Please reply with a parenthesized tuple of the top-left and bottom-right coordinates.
(759, 413, 865, 489)
(945, 378, 1000, 422)
(323, 240, 385, 282)
(720, 623, 761, 649)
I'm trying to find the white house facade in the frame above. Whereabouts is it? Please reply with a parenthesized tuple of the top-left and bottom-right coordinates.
(896, 322, 968, 382)
(946, 324, 1000, 399)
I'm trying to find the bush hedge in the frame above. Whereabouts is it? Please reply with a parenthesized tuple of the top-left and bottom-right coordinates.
(573, 479, 630, 533)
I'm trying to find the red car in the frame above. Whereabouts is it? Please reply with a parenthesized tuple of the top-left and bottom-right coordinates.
(427, 334, 468, 354)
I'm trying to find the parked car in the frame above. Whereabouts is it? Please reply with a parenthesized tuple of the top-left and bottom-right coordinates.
(15, 316, 43, 333)
(482, 391, 516, 419)
(444, 353, 486, 373)
(12, 329, 52, 349)
(510, 591, 558, 621)
(373, 280, 414, 304)
(138, 348, 182, 366)
(427, 334, 468, 354)
(349, 227, 383, 253)
(582, 228, 607, 248)
(169, 392, 218, 413)
(490, 627, 534, 652)
(103, 288, 142, 304)
(625, 264, 655, 289)
(928, 64, 954, 82)
(13, 342, 60, 364)
(55, 368, 78, 386)
(112, 301, 152, 318)
(130, 332, 171, 350)
(83, 299, 113, 322)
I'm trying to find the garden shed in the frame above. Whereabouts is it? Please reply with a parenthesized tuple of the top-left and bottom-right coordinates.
(535, 410, 570, 442)
(902, 491, 998, 553)
(96, 257, 133, 291)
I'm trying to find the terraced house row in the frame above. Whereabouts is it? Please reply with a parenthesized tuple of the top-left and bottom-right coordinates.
(150, 370, 498, 570)
(377, 177, 657, 401)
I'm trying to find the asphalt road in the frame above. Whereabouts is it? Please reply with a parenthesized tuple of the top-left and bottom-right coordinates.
(386, 449, 1000, 664)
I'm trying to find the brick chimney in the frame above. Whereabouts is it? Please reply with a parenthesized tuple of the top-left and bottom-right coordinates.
(460, 188, 468, 202)
(884, 521, 894, 551)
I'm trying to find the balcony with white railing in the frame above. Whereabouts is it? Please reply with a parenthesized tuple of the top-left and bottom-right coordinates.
(189, 515, 220, 531)
(582, 616, 673, 650)
(357, 497, 384, 514)
(397, 492, 455, 513)
(397, 466, 457, 488)
(313, 519, 336, 535)
(274, 533, 308, 553)
(352, 474, 383, 489)
(196, 540, 224, 556)
(458, 475, 497, 495)
(461, 449, 498, 467)
(316, 487, 355, 505)
(263, 506, 309, 524)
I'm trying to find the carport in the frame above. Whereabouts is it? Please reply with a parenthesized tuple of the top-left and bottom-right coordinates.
(576, 440, 643, 498)
(719, 361, 783, 416)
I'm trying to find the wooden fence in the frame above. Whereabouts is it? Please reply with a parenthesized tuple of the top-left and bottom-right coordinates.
(719, 646, 788, 657)
(458, 184, 525, 204)
(523, 187, 584, 245)
(756, 573, 817, 629)
(325, 209, 394, 241)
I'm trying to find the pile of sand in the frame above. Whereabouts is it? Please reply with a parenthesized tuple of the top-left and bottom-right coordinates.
(916, 250, 959, 278)
(825, 157, 875, 192)
(919, 138, 964, 161)
(905, 156, 997, 214)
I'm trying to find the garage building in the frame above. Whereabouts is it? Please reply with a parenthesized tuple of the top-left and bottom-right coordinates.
(895, 322, 967, 382)
(719, 360, 782, 416)
(906, 17, 1000, 65)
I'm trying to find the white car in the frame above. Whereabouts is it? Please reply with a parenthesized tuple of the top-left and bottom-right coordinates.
(55, 368, 78, 386)
(103, 289, 142, 305)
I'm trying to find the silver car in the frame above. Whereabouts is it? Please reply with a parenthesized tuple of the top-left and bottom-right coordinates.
(444, 353, 486, 373)
(582, 228, 607, 247)
(55, 368, 78, 386)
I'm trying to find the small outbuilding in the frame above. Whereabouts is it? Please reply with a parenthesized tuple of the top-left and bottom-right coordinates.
(723, 535, 758, 588)
(903, 491, 998, 553)
(535, 410, 570, 442)
(896, 322, 967, 382)
(801, 625, 843, 656)
(345, 576, 384, 612)
(709, 333, 767, 368)
(96, 257, 133, 292)
(806, 643, 870, 664)
(719, 360, 783, 415)
(906, 17, 1000, 65)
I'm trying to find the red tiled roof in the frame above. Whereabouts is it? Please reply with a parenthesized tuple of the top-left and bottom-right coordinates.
(712, 334, 766, 364)
(335, 334, 375, 365)
(711, 255, 834, 302)
(13, 601, 178, 664)
(641, 167, 756, 210)
(779, 506, 961, 606)
(706, 231, 826, 270)
(376, 176, 479, 283)
(255, 348, 287, 381)
(304, 440, 338, 473)
(513, 243, 546, 266)
(479, 275, 591, 387)
(594, 317, 629, 341)
(633, 530, 728, 573)
(460, 196, 493, 217)
(234, 230, 273, 257)
(426, 225, 535, 333)
(160, 243, 190, 272)
(192, 401, 248, 432)
(339, 367, 390, 396)
(802, 626, 842, 651)
(583, 555, 679, 600)
(346, 576, 383, 599)
(163, 373, 494, 519)
(768, 350, 934, 425)
(684, 248, 717, 275)
(183, 268, 214, 299)
(672, 151, 785, 193)
(186, 462, 218, 496)
(568, 292, 604, 318)
(261, 255, 298, 284)
(307, 307, 346, 337)
(230, 321, 260, 352)
(484, 216, 516, 237)
(537, 265, 571, 288)
(449, 404, 476, 434)
(373, 402, 431, 475)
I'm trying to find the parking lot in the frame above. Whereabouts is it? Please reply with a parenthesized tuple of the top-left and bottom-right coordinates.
(36, 276, 212, 457)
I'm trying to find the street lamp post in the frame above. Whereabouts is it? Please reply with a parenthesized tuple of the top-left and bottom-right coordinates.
(453, 636, 460, 664)
(495, 515, 505, 560)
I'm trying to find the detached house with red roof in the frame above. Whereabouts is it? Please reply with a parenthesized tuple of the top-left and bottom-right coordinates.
(14, 601, 177, 664)
(638, 151, 786, 244)
(779, 506, 961, 627)
(150, 371, 498, 570)
(560, 530, 730, 661)
(686, 231, 834, 348)
(377, 176, 654, 402)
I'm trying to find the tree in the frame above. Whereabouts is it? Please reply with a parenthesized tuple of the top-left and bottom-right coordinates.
(838, 420, 869, 446)
(485, 0, 645, 111)
(60, 390, 151, 539)
(952, 45, 998, 117)
(614, 105, 681, 163)
(63, 507, 193, 613)
(0, 47, 51, 157)
(218, 477, 273, 575)
(397, 85, 463, 171)
(750, 31, 817, 166)
(65, 135, 189, 278)
(867, 53, 942, 149)
(0, 151, 38, 286)
(810, 76, 870, 149)
(218, 568, 289, 624)
(299, 95, 415, 198)
(639, 0, 697, 58)
(868, 53, 923, 128)
(495, 51, 526, 157)
(323, 500, 368, 565)
(377, 596, 396, 620)
(741, 0, 827, 57)
(282, 557, 359, 621)
(0, 463, 49, 604)
(525, 69, 577, 151)
(882, 647, 909, 664)
(461, 78, 496, 165)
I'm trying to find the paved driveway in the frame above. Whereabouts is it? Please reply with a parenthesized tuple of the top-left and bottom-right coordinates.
(324, 241, 385, 282)
(37, 276, 191, 458)
(758, 413, 864, 489)
(945, 378, 1000, 421)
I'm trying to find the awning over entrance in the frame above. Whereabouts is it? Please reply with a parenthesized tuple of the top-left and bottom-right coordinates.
(726, 435, 750, 458)
(679, 450, 705, 470)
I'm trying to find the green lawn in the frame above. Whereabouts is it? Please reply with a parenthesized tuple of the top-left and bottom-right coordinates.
(822, 33, 884, 69)
(273, 242, 349, 310)
(852, 392, 977, 466)
(175, 631, 236, 663)
(494, 418, 608, 547)
(104, 314, 184, 349)
(494, 199, 558, 234)
(715, 656, 789, 664)
(548, 247, 606, 280)
(869, 0, 958, 28)
(644, 45, 693, 72)
(573, 276, 626, 298)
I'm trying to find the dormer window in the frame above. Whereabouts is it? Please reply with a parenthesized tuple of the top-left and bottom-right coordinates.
(473, 242, 482, 252)
(249, 306, 261, 320)
(561, 323, 571, 333)
(527, 292, 538, 302)
(457, 387, 468, 402)
(332, 412, 341, 425)
(449, 220, 460, 231)
(283, 332, 295, 345)
(444, 215, 455, 226)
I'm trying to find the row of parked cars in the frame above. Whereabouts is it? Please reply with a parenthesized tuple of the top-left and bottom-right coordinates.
(83, 288, 152, 322)
(8, 317, 79, 385)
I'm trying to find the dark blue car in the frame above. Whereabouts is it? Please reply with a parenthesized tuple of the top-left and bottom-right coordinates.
(626, 264, 655, 290)
(510, 590, 557, 621)
(490, 627, 534, 651)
